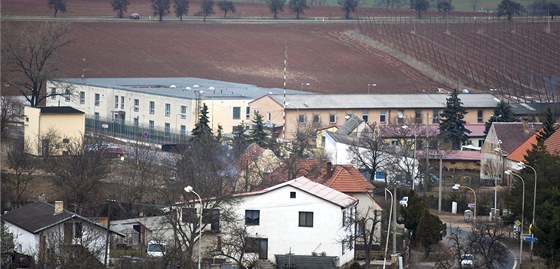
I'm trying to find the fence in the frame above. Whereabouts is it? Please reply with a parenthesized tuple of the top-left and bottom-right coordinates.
(86, 116, 189, 146)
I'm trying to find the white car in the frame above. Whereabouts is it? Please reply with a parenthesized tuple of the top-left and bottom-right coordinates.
(460, 253, 474, 268)
(399, 196, 408, 207)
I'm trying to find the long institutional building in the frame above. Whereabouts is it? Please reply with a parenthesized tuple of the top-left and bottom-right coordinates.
(47, 77, 499, 139)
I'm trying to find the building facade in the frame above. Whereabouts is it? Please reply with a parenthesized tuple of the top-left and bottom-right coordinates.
(23, 106, 85, 156)
(46, 78, 308, 137)
(250, 94, 498, 140)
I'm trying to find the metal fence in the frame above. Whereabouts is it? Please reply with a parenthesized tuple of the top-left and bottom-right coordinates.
(86, 116, 190, 146)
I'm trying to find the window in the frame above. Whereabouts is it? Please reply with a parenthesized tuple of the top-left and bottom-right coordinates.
(432, 109, 440, 124)
(149, 120, 155, 130)
(415, 109, 422, 123)
(181, 105, 187, 118)
(164, 103, 170, 117)
(94, 112, 100, 121)
(477, 109, 484, 123)
(362, 110, 369, 123)
(245, 210, 260, 225)
(380, 110, 387, 124)
(342, 211, 346, 226)
(298, 114, 306, 123)
(74, 223, 83, 238)
(50, 88, 56, 99)
(120, 96, 125, 109)
(397, 110, 404, 124)
(165, 123, 171, 135)
(290, 192, 296, 198)
(329, 113, 337, 124)
(246, 107, 251, 120)
(95, 94, 100, 106)
(203, 209, 220, 232)
(115, 95, 119, 109)
(233, 107, 241, 120)
(133, 117, 139, 126)
(134, 99, 139, 111)
(149, 101, 155, 114)
(62, 138, 70, 144)
(180, 125, 187, 136)
(299, 212, 313, 227)
(79, 91, 85, 104)
(182, 208, 197, 223)
(65, 89, 70, 102)
(267, 112, 271, 121)
(313, 114, 320, 123)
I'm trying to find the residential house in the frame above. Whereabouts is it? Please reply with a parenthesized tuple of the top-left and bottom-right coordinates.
(110, 216, 175, 250)
(480, 122, 542, 185)
(218, 177, 359, 268)
(23, 106, 85, 156)
(235, 143, 282, 192)
(46, 78, 308, 136)
(2, 201, 124, 267)
(249, 93, 498, 140)
(510, 102, 560, 122)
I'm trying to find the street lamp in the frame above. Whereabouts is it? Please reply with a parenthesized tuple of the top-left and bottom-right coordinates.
(382, 188, 393, 269)
(505, 170, 525, 268)
(184, 186, 202, 269)
(368, 83, 377, 94)
(452, 184, 477, 225)
(518, 162, 537, 261)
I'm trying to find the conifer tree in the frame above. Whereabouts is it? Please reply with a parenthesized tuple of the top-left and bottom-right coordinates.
(250, 111, 268, 147)
(484, 101, 518, 136)
(191, 103, 213, 141)
(536, 106, 557, 144)
(439, 89, 471, 150)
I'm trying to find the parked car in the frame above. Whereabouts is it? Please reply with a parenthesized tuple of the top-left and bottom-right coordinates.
(146, 241, 166, 257)
(399, 196, 408, 207)
(87, 144, 125, 158)
(129, 12, 140, 19)
(460, 253, 474, 268)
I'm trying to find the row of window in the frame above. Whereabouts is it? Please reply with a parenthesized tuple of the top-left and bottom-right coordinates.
(245, 210, 314, 227)
(232, 106, 251, 120)
(296, 109, 486, 124)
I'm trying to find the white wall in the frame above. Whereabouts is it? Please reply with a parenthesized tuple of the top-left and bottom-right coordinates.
(235, 185, 355, 267)
(6, 223, 38, 258)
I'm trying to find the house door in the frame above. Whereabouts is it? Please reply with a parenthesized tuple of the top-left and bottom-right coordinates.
(259, 239, 268, 260)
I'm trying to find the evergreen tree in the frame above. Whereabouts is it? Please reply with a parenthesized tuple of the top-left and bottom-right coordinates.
(439, 89, 471, 150)
(416, 212, 447, 258)
(250, 111, 268, 147)
(232, 124, 249, 156)
(536, 106, 557, 144)
(484, 101, 518, 136)
(216, 124, 223, 143)
(191, 103, 213, 141)
(400, 190, 429, 240)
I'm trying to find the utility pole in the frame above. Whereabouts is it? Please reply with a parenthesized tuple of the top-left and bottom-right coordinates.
(392, 185, 397, 255)
(438, 154, 443, 212)
(425, 113, 430, 189)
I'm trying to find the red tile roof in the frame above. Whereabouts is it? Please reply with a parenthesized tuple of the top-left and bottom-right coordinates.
(508, 133, 538, 162)
(323, 165, 375, 193)
(544, 130, 560, 155)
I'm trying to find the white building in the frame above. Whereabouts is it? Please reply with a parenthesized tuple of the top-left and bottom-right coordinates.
(221, 177, 358, 268)
(46, 78, 308, 136)
(2, 201, 124, 266)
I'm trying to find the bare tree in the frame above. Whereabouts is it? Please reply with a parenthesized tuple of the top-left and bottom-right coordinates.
(1, 23, 74, 107)
(42, 135, 112, 207)
(0, 96, 24, 135)
(48, 0, 67, 17)
(152, 0, 171, 22)
(211, 218, 260, 269)
(2, 139, 41, 209)
(200, 0, 215, 21)
(351, 208, 383, 267)
(348, 123, 392, 182)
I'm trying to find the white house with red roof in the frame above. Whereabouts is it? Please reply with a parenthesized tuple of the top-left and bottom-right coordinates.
(215, 176, 358, 269)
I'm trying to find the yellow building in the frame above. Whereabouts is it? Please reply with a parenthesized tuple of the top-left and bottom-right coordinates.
(24, 106, 85, 156)
(250, 94, 498, 140)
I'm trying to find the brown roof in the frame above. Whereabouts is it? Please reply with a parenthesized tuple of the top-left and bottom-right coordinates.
(544, 130, 560, 155)
(323, 165, 375, 193)
(493, 122, 542, 154)
(270, 159, 328, 183)
(508, 133, 538, 162)
(237, 143, 266, 167)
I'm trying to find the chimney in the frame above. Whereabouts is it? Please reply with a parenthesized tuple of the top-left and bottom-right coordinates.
(522, 118, 529, 132)
(325, 161, 333, 179)
(54, 201, 64, 215)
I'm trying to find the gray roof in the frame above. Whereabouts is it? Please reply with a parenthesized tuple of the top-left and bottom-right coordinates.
(1, 201, 124, 236)
(272, 93, 499, 109)
(54, 77, 310, 100)
(335, 114, 363, 135)
(510, 103, 560, 116)
(37, 106, 84, 114)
